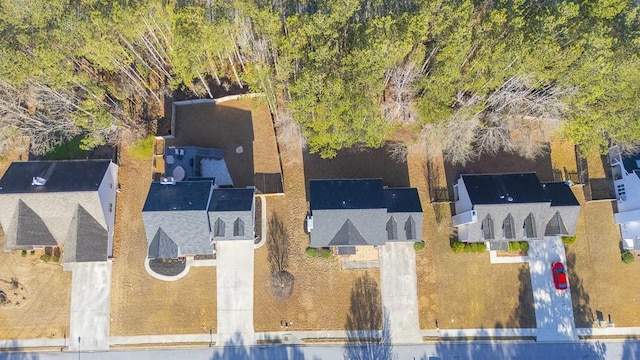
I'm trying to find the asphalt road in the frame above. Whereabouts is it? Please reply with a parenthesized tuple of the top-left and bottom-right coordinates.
(1, 340, 639, 360)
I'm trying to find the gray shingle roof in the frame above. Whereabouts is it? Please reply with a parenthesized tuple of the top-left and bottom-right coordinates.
(148, 228, 179, 259)
(0, 160, 111, 193)
(309, 179, 423, 247)
(64, 205, 108, 263)
(15, 199, 56, 247)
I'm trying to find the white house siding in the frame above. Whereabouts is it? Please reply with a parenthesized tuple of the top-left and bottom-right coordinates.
(454, 178, 473, 214)
(97, 162, 118, 257)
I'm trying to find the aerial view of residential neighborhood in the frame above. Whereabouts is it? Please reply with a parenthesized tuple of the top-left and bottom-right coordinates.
(1, 1, 640, 359)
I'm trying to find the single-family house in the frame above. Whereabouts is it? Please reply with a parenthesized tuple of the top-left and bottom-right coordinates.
(142, 180, 255, 259)
(609, 145, 640, 252)
(306, 179, 423, 255)
(452, 173, 580, 250)
(0, 160, 118, 264)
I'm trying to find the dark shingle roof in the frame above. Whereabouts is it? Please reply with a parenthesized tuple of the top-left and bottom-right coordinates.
(384, 188, 422, 213)
(143, 181, 213, 212)
(0, 160, 111, 194)
(309, 179, 386, 211)
(622, 153, 640, 173)
(462, 173, 549, 205)
(208, 188, 254, 212)
(541, 182, 580, 207)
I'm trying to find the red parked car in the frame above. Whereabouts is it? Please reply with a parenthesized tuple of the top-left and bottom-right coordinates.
(552, 262, 568, 290)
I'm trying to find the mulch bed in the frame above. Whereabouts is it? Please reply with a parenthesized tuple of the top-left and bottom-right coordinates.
(148, 258, 187, 276)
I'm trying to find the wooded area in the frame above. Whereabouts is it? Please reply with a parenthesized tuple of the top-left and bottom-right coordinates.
(1, 0, 639, 161)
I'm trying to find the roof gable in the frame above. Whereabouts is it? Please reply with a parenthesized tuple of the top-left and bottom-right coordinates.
(0, 160, 110, 194)
(328, 219, 369, 246)
(309, 179, 385, 210)
(64, 205, 108, 263)
(148, 227, 179, 259)
(15, 199, 57, 247)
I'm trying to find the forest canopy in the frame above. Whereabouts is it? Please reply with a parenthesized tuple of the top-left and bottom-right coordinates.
(1, 0, 639, 161)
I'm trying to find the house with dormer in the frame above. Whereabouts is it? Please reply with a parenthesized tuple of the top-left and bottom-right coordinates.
(306, 178, 423, 255)
(142, 180, 255, 259)
(0, 160, 118, 264)
(609, 145, 640, 252)
(452, 173, 580, 251)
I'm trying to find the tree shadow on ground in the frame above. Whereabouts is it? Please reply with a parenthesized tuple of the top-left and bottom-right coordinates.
(621, 337, 640, 359)
(0, 341, 39, 359)
(429, 329, 607, 360)
(303, 144, 409, 201)
(505, 264, 536, 328)
(210, 332, 311, 360)
(344, 272, 393, 360)
(565, 251, 594, 327)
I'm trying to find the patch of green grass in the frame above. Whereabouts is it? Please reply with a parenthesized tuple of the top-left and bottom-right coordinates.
(562, 236, 577, 245)
(622, 251, 635, 264)
(43, 136, 88, 160)
(305, 247, 318, 258)
(319, 248, 332, 258)
(131, 136, 155, 161)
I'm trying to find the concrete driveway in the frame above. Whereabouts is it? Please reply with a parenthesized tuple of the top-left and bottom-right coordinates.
(379, 242, 421, 343)
(69, 261, 111, 350)
(216, 240, 255, 345)
(528, 237, 578, 342)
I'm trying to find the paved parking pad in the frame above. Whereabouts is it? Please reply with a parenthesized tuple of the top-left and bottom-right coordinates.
(380, 242, 421, 343)
(216, 240, 255, 345)
(528, 237, 578, 342)
(69, 262, 111, 350)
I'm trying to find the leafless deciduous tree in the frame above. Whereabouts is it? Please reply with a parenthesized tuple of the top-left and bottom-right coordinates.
(382, 61, 420, 125)
(270, 270, 294, 301)
(420, 75, 572, 165)
(386, 141, 408, 163)
(0, 81, 81, 155)
(267, 213, 290, 274)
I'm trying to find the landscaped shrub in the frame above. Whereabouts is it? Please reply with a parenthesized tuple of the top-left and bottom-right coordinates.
(520, 241, 529, 252)
(450, 239, 465, 253)
(509, 242, 521, 252)
(475, 243, 487, 253)
(319, 248, 332, 259)
(562, 236, 577, 245)
(305, 247, 318, 258)
(414, 241, 426, 252)
(622, 251, 635, 264)
(21, 250, 26, 257)
(40, 254, 51, 262)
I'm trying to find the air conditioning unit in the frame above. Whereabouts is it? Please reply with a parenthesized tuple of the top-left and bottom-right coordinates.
(305, 215, 313, 233)
(160, 176, 176, 185)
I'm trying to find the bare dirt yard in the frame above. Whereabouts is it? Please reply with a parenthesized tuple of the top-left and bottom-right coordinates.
(109, 145, 217, 336)
(0, 146, 71, 340)
(253, 137, 382, 332)
(567, 176, 640, 328)
(167, 97, 282, 191)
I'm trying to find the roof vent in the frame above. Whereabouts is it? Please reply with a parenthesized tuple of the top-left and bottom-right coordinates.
(32, 177, 47, 186)
(507, 196, 514, 202)
(160, 176, 176, 185)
